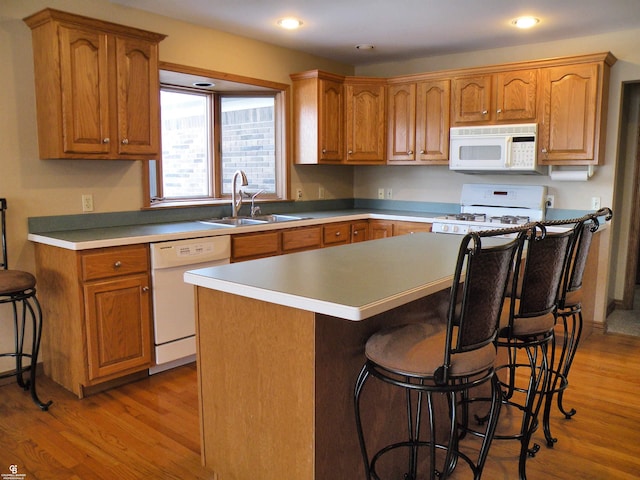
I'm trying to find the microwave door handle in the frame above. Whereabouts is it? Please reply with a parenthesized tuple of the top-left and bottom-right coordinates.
(505, 136, 513, 167)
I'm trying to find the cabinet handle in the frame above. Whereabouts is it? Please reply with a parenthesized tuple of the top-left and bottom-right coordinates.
(114, 261, 122, 269)
(348, 150, 353, 155)
(407, 150, 413, 155)
(322, 148, 327, 154)
(103, 138, 110, 144)
(420, 150, 425, 154)
(497, 109, 502, 113)
(482, 110, 488, 115)
(142, 286, 149, 292)
(541, 148, 548, 154)
(354, 231, 359, 236)
(121, 138, 129, 145)
(335, 231, 341, 236)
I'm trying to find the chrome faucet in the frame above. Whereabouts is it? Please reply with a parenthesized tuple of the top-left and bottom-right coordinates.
(251, 190, 264, 217)
(231, 170, 248, 217)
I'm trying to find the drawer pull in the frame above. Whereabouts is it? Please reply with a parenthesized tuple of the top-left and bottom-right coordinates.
(335, 231, 341, 236)
(114, 261, 122, 269)
(121, 138, 129, 145)
(103, 138, 110, 144)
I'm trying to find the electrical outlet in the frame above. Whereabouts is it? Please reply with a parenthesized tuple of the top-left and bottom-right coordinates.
(386, 188, 393, 200)
(296, 188, 303, 200)
(318, 187, 325, 199)
(82, 194, 94, 212)
(546, 195, 554, 209)
(378, 188, 385, 200)
(591, 196, 601, 210)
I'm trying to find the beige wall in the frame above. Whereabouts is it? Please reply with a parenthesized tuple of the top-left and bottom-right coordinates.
(1, 0, 638, 365)
(0, 0, 354, 367)
(0, 0, 354, 275)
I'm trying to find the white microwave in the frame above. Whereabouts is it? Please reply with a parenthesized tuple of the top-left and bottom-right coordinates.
(449, 123, 546, 174)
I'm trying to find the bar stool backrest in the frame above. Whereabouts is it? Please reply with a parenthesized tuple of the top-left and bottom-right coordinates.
(438, 227, 527, 383)
(513, 225, 574, 319)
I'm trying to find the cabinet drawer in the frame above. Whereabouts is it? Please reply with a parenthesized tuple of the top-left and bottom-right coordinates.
(81, 245, 149, 281)
(282, 226, 322, 252)
(323, 222, 351, 246)
(232, 232, 280, 261)
(394, 221, 432, 236)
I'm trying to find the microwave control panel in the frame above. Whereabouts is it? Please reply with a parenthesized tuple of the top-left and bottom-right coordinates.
(511, 136, 536, 167)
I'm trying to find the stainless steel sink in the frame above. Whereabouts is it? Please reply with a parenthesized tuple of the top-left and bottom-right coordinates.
(199, 214, 306, 227)
(252, 214, 305, 223)
(199, 217, 267, 227)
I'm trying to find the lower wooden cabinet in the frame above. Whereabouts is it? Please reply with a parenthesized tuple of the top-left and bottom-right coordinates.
(232, 231, 280, 261)
(83, 273, 152, 380)
(282, 226, 322, 253)
(323, 222, 352, 246)
(34, 243, 152, 397)
(369, 219, 432, 238)
(394, 221, 432, 235)
(351, 221, 369, 243)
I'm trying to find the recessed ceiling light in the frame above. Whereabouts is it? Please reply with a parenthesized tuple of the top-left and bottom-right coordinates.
(277, 17, 303, 30)
(355, 44, 375, 50)
(193, 81, 215, 88)
(512, 16, 540, 29)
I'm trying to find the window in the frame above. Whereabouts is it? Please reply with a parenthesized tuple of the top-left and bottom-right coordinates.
(147, 66, 288, 206)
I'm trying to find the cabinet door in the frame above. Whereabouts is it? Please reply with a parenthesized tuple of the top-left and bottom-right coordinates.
(350, 221, 369, 243)
(494, 69, 537, 122)
(368, 220, 394, 240)
(538, 64, 599, 164)
(416, 80, 450, 163)
(345, 83, 386, 163)
(451, 75, 492, 124)
(58, 26, 111, 154)
(84, 273, 152, 381)
(387, 83, 416, 162)
(115, 36, 160, 156)
(319, 79, 344, 162)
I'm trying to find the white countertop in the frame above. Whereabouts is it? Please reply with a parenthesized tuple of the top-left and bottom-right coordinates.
(27, 210, 441, 250)
(185, 233, 506, 321)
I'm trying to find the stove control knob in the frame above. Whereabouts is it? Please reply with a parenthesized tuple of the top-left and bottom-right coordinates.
(441, 224, 449, 232)
(452, 225, 459, 233)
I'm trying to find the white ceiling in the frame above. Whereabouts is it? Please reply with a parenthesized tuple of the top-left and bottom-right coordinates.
(111, 0, 639, 66)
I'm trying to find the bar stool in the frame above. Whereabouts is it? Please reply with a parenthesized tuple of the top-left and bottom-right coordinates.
(354, 226, 527, 480)
(492, 224, 574, 480)
(541, 207, 613, 446)
(0, 198, 52, 410)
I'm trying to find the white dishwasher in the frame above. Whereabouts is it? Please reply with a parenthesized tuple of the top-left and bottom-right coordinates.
(149, 235, 231, 374)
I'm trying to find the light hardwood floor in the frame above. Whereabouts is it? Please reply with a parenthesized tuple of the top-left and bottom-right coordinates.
(1, 332, 639, 479)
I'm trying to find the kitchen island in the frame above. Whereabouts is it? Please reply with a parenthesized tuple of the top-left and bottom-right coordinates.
(184, 232, 506, 479)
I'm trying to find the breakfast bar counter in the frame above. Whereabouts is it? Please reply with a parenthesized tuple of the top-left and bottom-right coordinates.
(184, 233, 504, 479)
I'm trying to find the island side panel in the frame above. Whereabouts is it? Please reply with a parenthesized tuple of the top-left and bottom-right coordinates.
(194, 288, 316, 480)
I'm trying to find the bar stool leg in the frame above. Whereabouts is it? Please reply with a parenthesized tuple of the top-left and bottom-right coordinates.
(4, 293, 53, 411)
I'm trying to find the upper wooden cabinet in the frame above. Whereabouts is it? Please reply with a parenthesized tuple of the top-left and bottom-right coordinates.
(291, 72, 385, 165)
(538, 59, 612, 165)
(291, 52, 615, 166)
(291, 70, 345, 164)
(24, 9, 166, 160)
(344, 78, 387, 164)
(387, 79, 450, 164)
(451, 69, 537, 125)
